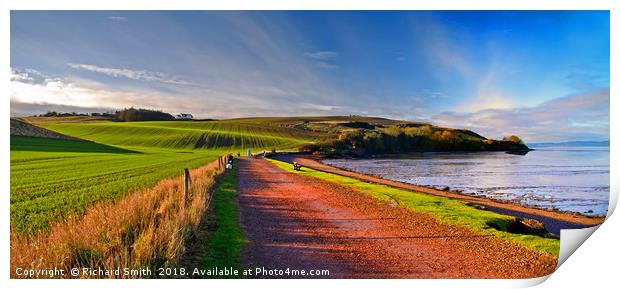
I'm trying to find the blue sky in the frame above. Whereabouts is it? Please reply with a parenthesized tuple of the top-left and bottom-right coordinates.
(10, 11, 609, 142)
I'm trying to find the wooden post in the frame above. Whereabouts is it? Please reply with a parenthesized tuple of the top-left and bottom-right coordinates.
(183, 168, 190, 204)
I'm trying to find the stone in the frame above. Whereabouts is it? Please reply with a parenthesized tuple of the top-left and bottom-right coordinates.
(507, 218, 548, 236)
(466, 202, 488, 210)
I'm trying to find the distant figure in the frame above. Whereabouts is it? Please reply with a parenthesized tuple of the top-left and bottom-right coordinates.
(227, 153, 234, 164)
(226, 162, 233, 169)
(247, 148, 252, 157)
(263, 150, 267, 157)
(293, 162, 302, 171)
(237, 152, 240, 157)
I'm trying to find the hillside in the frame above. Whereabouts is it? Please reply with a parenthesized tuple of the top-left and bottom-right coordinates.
(26, 117, 322, 151)
(10, 118, 84, 141)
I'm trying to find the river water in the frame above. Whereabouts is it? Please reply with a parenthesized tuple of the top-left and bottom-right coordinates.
(323, 146, 610, 216)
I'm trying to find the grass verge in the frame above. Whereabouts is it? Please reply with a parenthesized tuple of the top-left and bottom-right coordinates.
(201, 162, 245, 278)
(267, 158, 559, 256)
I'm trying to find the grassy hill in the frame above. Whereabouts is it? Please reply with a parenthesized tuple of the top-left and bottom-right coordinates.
(29, 118, 323, 151)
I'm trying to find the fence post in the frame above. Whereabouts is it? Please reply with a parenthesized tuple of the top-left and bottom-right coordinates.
(183, 168, 190, 205)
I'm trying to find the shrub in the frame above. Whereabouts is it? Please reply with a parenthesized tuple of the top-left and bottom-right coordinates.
(503, 135, 524, 144)
(115, 108, 175, 122)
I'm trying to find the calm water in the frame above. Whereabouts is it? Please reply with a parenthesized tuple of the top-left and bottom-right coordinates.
(323, 146, 610, 216)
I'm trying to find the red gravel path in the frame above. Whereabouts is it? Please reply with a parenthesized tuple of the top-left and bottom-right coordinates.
(237, 158, 557, 279)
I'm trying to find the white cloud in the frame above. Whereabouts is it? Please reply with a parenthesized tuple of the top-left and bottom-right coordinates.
(67, 63, 194, 86)
(10, 68, 34, 82)
(302, 103, 342, 111)
(10, 68, 193, 115)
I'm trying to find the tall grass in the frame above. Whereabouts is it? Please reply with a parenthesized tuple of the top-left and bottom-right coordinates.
(11, 159, 225, 278)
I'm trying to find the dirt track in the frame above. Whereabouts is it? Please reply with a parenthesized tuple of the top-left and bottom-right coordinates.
(236, 158, 556, 278)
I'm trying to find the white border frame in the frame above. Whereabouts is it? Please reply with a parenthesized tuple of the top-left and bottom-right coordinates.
(2, 1, 617, 288)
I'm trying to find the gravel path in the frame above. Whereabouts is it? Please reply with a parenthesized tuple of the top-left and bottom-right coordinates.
(237, 158, 556, 278)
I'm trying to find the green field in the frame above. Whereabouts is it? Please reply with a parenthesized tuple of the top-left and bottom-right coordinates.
(11, 118, 319, 234)
(36, 119, 322, 151)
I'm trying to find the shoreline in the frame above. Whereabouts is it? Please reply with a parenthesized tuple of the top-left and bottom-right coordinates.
(271, 153, 605, 234)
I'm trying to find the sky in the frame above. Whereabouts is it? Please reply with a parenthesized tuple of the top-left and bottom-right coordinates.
(10, 11, 610, 142)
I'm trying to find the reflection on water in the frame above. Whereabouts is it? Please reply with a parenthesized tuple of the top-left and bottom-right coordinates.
(323, 146, 610, 216)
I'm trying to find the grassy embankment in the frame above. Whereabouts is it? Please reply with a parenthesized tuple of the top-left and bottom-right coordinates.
(200, 163, 245, 278)
(267, 158, 560, 256)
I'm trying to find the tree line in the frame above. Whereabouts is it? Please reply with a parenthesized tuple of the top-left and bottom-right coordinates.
(36, 108, 176, 122)
(299, 125, 528, 155)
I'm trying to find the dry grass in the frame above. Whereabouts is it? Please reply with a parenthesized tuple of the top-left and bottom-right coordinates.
(10, 158, 226, 278)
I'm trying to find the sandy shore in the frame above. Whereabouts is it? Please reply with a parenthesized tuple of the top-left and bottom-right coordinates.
(272, 153, 604, 234)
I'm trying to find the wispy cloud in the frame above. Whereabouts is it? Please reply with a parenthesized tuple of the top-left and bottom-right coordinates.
(67, 63, 193, 86)
(107, 16, 127, 22)
(304, 50, 338, 60)
(432, 88, 610, 142)
(10, 68, 51, 83)
(422, 18, 475, 80)
(305, 51, 339, 69)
